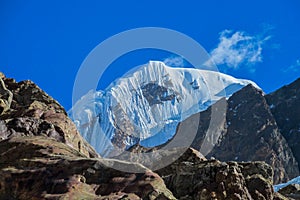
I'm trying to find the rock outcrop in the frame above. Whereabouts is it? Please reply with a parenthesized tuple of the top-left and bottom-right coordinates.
(0, 74, 175, 199)
(156, 147, 279, 200)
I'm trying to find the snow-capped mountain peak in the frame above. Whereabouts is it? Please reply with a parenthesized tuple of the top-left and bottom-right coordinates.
(70, 61, 260, 157)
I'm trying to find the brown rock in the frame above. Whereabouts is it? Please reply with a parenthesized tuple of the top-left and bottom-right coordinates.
(0, 136, 175, 199)
(0, 74, 98, 158)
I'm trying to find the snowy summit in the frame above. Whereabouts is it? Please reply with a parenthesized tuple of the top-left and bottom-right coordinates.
(70, 61, 259, 156)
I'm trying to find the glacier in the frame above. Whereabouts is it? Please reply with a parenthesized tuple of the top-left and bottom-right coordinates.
(70, 61, 260, 157)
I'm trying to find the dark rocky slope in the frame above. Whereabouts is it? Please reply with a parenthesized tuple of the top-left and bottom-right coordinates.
(176, 84, 299, 184)
(266, 78, 300, 174)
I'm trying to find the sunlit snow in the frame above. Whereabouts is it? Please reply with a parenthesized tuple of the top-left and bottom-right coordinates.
(70, 61, 259, 157)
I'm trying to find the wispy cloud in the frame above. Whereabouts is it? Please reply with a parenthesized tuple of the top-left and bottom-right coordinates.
(163, 56, 186, 67)
(205, 29, 271, 72)
(283, 59, 300, 73)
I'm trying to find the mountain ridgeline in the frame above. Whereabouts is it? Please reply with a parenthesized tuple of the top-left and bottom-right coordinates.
(70, 61, 259, 157)
(70, 61, 300, 185)
(0, 70, 299, 199)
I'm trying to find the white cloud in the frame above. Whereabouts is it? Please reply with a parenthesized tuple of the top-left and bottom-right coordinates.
(163, 56, 185, 67)
(205, 29, 271, 71)
(283, 59, 300, 73)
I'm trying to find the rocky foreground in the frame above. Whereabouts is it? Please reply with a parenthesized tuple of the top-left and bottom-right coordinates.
(0, 73, 297, 199)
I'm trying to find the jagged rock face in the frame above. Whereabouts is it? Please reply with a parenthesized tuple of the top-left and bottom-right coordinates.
(156, 148, 276, 200)
(141, 83, 179, 106)
(0, 75, 98, 158)
(266, 78, 300, 174)
(178, 85, 299, 184)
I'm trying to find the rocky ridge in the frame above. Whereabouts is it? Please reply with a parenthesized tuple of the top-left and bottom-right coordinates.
(0, 73, 296, 199)
(0, 73, 174, 199)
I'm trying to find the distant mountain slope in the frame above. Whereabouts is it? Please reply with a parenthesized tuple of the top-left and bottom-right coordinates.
(70, 61, 258, 156)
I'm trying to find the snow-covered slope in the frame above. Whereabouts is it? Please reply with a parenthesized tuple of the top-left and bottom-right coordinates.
(70, 61, 259, 157)
(274, 176, 300, 192)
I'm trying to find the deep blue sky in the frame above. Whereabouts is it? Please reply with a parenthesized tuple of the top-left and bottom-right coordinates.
(1, 1, 300, 110)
